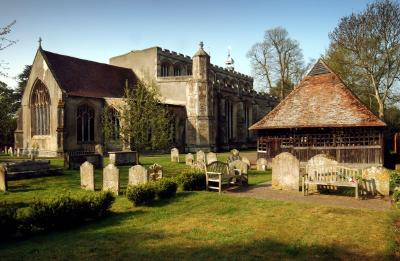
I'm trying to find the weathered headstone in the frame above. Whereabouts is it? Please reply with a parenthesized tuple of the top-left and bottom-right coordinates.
(306, 154, 338, 173)
(0, 164, 7, 192)
(4, 146, 7, 154)
(257, 158, 268, 171)
(102, 164, 119, 195)
(196, 150, 205, 163)
(8, 147, 13, 157)
(149, 163, 163, 181)
(128, 165, 148, 185)
(185, 153, 194, 165)
(229, 160, 249, 175)
(242, 157, 250, 167)
(361, 166, 390, 196)
(16, 148, 20, 157)
(171, 148, 179, 163)
(192, 161, 206, 171)
(80, 161, 95, 191)
(207, 152, 218, 164)
(95, 144, 103, 156)
(272, 152, 300, 190)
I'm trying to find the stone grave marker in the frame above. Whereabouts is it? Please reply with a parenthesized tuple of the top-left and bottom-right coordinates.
(228, 149, 241, 163)
(95, 144, 104, 156)
(185, 153, 194, 165)
(171, 148, 179, 163)
(257, 158, 268, 171)
(229, 159, 249, 175)
(207, 152, 217, 164)
(242, 157, 250, 167)
(0, 164, 7, 191)
(80, 161, 95, 191)
(4, 146, 7, 154)
(16, 148, 20, 157)
(272, 152, 300, 190)
(128, 165, 148, 185)
(361, 166, 390, 196)
(103, 164, 119, 195)
(8, 147, 13, 157)
(196, 150, 205, 163)
(149, 163, 163, 181)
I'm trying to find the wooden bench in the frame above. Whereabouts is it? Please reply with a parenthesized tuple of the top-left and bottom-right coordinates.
(206, 161, 237, 193)
(302, 165, 360, 199)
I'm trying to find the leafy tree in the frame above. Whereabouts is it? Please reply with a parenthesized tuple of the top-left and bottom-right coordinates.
(0, 20, 17, 77)
(247, 27, 306, 100)
(0, 81, 18, 146)
(15, 65, 32, 103)
(326, 0, 400, 119)
(112, 79, 171, 151)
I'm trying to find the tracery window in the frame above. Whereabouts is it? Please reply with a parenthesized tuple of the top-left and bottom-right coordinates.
(77, 104, 94, 143)
(173, 65, 181, 76)
(31, 81, 51, 135)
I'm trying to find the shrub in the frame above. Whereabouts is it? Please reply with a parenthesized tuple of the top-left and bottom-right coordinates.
(0, 202, 18, 237)
(175, 170, 206, 191)
(393, 190, 400, 203)
(26, 191, 115, 231)
(126, 183, 156, 206)
(154, 178, 177, 199)
(390, 170, 400, 192)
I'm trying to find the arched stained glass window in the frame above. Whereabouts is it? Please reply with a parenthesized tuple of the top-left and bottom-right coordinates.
(31, 81, 51, 136)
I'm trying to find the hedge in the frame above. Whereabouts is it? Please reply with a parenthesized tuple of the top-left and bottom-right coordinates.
(0, 191, 115, 239)
(126, 183, 156, 206)
(154, 178, 177, 199)
(175, 170, 206, 191)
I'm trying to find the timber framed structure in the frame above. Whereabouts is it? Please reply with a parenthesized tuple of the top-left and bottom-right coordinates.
(251, 60, 386, 165)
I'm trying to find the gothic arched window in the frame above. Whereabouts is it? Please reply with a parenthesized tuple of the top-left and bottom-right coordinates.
(31, 81, 51, 136)
(109, 107, 120, 140)
(77, 104, 94, 143)
(173, 65, 182, 76)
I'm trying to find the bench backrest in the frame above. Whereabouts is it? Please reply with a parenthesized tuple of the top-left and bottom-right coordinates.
(306, 164, 361, 183)
(206, 161, 229, 175)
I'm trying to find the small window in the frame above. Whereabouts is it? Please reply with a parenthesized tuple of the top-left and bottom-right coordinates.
(174, 66, 181, 76)
(161, 63, 169, 77)
(110, 107, 120, 140)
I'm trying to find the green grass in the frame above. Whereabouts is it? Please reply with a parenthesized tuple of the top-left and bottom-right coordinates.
(0, 153, 398, 260)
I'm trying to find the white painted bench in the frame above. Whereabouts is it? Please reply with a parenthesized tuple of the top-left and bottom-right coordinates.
(302, 165, 361, 199)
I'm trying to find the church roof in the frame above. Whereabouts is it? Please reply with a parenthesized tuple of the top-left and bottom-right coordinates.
(249, 60, 386, 130)
(41, 49, 137, 98)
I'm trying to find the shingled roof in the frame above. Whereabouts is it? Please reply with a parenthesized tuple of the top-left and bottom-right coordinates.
(41, 49, 137, 98)
(250, 60, 386, 130)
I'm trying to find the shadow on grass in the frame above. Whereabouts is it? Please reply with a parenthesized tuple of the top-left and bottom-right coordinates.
(148, 192, 197, 208)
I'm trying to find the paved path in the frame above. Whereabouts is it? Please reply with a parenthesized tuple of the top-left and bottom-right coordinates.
(226, 182, 392, 211)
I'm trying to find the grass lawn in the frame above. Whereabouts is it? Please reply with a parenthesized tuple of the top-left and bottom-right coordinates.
(0, 153, 399, 260)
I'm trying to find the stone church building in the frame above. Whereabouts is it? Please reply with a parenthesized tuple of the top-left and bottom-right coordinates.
(14, 42, 275, 156)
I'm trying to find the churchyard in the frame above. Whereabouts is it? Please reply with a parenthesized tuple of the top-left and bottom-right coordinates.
(0, 151, 399, 260)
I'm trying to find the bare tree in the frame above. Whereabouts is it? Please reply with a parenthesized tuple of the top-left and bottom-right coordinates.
(247, 27, 305, 100)
(328, 0, 400, 119)
(0, 20, 17, 77)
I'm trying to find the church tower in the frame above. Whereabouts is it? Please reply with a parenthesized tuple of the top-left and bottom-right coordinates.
(186, 42, 216, 152)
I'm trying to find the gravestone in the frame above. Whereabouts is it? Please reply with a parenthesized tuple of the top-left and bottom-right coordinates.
(95, 144, 103, 156)
(0, 164, 7, 191)
(128, 165, 148, 185)
(207, 152, 217, 164)
(196, 150, 205, 163)
(257, 158, 268, 171)
(102, 164, 119, 195)
(272, 152, 300, 190)
(171, 148, 179, 163)
(185, 153, 194, 165)
(149, 163, 163, 181)
(242, 157, 250, 167)
(16, 148, 20, 157)
(4, 146, 7, 154)
(361, 166, 390, 196)
(192, 161, 206, 171)
(80, 161, 95, 191)
(8, 147, 13, 157)
(229, 159, 249, 175)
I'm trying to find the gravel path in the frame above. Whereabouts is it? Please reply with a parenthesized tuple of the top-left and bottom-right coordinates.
(225, 182, 392, 211)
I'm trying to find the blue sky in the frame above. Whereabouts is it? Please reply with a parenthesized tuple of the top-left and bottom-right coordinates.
(0, 0, 374, 88)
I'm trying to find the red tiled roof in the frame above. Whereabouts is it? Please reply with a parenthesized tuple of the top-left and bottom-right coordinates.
(41, 49, 137, 98)
(250, 60, 386, 130)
